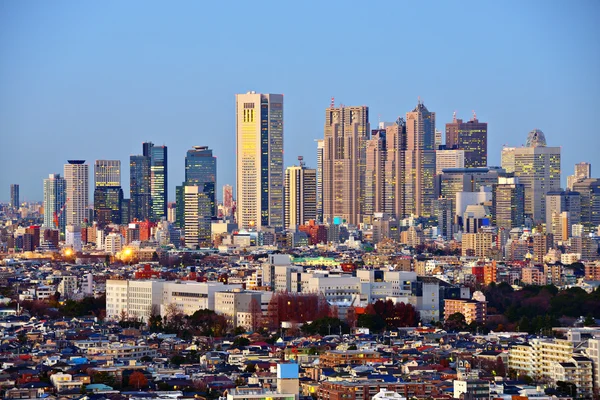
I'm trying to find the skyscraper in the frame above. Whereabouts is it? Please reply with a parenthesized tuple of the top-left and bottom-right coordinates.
(384, 119, 407, 219)
(94, 160, 122, 225)
(130, 155, 151, 221)
(235, 92, 284, 230)
(10, 184, 19, 209)
(365, 129, 386, 217)
(492, 177, 525, 231)
(176, 146, 217, 230)
(323, 105, 369, 225)
(94, 160, 121, 187)
(512, 129, 561, 223)
(64, 160, 89, 229)
(404, 100, 436, 217)
(143, 142, 168, 221)
(284, 156, 317, 229)
(315, 139, 324, 223)
(223, 184, 233, 218)
(567, 162, 592, 190)
(43, 174, 66, 231)
(571, 178, 600, 233)
(435, 149, 465, 174)
(545, 190, 581, 239)
(445, 112, 488, 167)
(501, 147, 516, 173)
(183, 185, 212, 248)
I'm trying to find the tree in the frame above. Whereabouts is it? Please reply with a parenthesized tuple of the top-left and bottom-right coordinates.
(233, 326, 246, 336)
(245, 363, 257, 373)
(301, 317, 350, 336)
(445, 312, 467, 332)
(128, 371, 148, 390)
(170, 355, 185, 366)
(583, 314, 595, 326)
(94, 371, 117, 387)
(248, 298, 263, 332)
(233, 337, 250, 347)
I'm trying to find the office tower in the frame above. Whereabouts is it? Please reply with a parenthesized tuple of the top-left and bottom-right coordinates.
(501, 147, 516, 173)
(365, 129, 386, 216)
(235, 92, 284, 230)
(121, 199, 130, 225)
(445, 112, 488, 167)
(10, 184, 19, 209)
(546, 190, 581, 240)
(130, 155, 151, 221)
(64, 160, 89, 229)
(435, 149, 465, 174)
(94, 160, 121, 187)
(315, 139, 324, 223)
(571, 178, 600, 233)
(513, 129, 561, 223)
(223, 184, 233, 218)
(404, 100, 436, 217)
(284, 156, 317, 229)
(143, 142, 168, 221)
(322, 104, 369, 225)
(435, 197, 454, 240)
(93, 187, 123, 225)
(184, 185, 212, 248)
(567, 162, 592, 190)
(176, 146, 217, 230)
(492, 177, 525, 231)
(43, 174, 67, 231)
(384, 118, 407, 219)
(434, 129, 443, 149)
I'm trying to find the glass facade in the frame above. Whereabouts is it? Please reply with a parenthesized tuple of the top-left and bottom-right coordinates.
(144, 142, 168, 221)
(130, 155, 151, 221)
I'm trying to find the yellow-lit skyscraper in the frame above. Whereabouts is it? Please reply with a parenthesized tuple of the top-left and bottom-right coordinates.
(235, 92, 284, 230)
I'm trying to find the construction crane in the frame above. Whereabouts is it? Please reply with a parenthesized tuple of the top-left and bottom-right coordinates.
(53, 198, 69, 229)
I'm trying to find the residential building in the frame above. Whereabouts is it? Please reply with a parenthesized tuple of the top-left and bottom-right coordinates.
(501, 147, 516, 173)
(444, 298, 487, 324)
(462, 232, 493, 257)
(64, 160, 89, 229)
(105, 279, 165, 321)
(236, 92, 284, 230)
(284, 157, 317, 229)
(161, 281, 242, 317)
(508, 338, 574, 380)
(10, 184, 19, 208)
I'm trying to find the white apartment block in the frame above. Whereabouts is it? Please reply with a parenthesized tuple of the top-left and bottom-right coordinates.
(552, 356, 593, 398)
(106, 280, 164, 321)
(508, 338, 574, 381)
(214, 289, 272, 329)
(161, 281, 242, 317)
(587, 337, 600, 396)
(436, 149, 465, 175)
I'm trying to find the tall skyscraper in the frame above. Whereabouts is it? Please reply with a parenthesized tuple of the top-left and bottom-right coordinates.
(501, 147, 516, 173)
(435, 149, 465, 174)
(567, 162, 592, 190)
(545, 190, 580, 239)
(183, 185, 212, 248)
(571, 178, 600, 233)
(284, 156, 317, 229)
(223, 184, 233, 218)
(176, 146, 217, 230)
(404, 100, 436, 217)
(492, 177, 525, 231)
(512, 129, 561, 223)
(143, 142, 168, 221)
(10, 184, 19, 209)
(94, 160, 121, 187)
(323, 105, 369, 225)
(130, 155, 151, 221)
(365, 129, 386, 217)
(445, 112, 487, 167)
(384, 119, 407, 219)
(315, 139, 324, 223)
(43, 174, 66, 231)
(235, 92, 284, 230)
(64, 160, 89, 229)
(94, 160, 122, 225)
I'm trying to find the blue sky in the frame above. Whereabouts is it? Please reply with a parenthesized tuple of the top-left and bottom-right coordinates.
(1, 0, 599, 202)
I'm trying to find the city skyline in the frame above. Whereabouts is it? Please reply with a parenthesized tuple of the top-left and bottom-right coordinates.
(1, 1, 598, 202)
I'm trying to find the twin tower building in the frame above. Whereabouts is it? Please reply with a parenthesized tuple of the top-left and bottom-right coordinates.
(235, 92, 489, 231)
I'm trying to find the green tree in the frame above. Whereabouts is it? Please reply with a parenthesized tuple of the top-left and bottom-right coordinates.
(584, 314, 595, 326)
(245, 363, 257, 373)
(170, 355, 185, 366)
(233, 337, 250, 347)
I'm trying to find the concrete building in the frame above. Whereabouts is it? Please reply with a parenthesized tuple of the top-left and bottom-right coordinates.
(183, 185, 212, 247)
(64, 160, 89, 229)
(227, 364, 299, 400)
(284, 158, 317, 229)
(508, 338, 574, 381)
(567, 162, 591, 190)
(130, 154, 151, 222)
(571, 178, 600, 233)
(143, 142, 168, 221)
(10, 183, 19, 209)
(323, 104, 369, 225)
(105, 279, 165, 321)
(435, 149, 465, 174)
(162, 281, 242, 317)
(492, 177, 525, 231)
(462, 232, 493, 257)
(94, 160, 121, 187)
(214, 289, 270, 330)
(445, 113, 488, 168)
(512, 130, 561, 223)
(546, 190, 581, 240)
(316, 139, 324, 223)
(444, 298, 487, 325)
(43, 174, 67, 231)
(236, 92, 284, 230)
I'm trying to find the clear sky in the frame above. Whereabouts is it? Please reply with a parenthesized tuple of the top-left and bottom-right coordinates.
(1, 0, 599, 202)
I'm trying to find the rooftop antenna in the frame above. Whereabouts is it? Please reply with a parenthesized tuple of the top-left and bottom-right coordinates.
(330, 97, 335, 108)
(418, 96, 421, 105)
(298, 155, 305, 168)
(453, 111, 457, 122)
(472, 110, 477, 120)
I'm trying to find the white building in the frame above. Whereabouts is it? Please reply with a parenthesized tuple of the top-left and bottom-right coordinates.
(161, 281, 242, 317)
(104, 233, 123, 255)
(106, 280, 164, 321)
(64, 160, 89, 229)
(436, 149, 465, 175)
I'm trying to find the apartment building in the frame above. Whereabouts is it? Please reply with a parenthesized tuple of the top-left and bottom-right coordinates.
(161, 281, 242, 317)
(214, 289, 272, 329)
(106, 279, 164, 321)
(444, 299, 487, 324)
(552, 356, 593, 398)
(508, 338, 574, 380)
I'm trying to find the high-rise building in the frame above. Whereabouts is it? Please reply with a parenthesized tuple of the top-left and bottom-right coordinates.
(434, 129, 443, 149)
(130, 155, 151, 221)
(567, 162, 592, 190)
(284, 156, 317, 229)
(183, 185, 212, 248)
(323, 104, 369, 225)
(404, 100, 436, 217)
(143, 142, 168, 221)
(315, 139, 324, 223)
(223, 184, 234, 218)
(235, 92, 284, 230)
(176, 146, 217, 230)
(94, 187, 123, 225)
(10, 184, 19, 209)
(435, 197, 454, 240)
(512, 129, 561, 223)
(43, 174, 67, 231)
(571, 178, 600, 233)
(445, 112, 488, 167)
(501, 147, 516, 173)
(94, 160, 121, 187)
(64, 160, 89, 229)
(492, 177, 525, 231)
(384, 119, 407, 219)
(545, 190, 581, 239)
(435, 149, 465, 174)
(365, 129, 386, 217)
